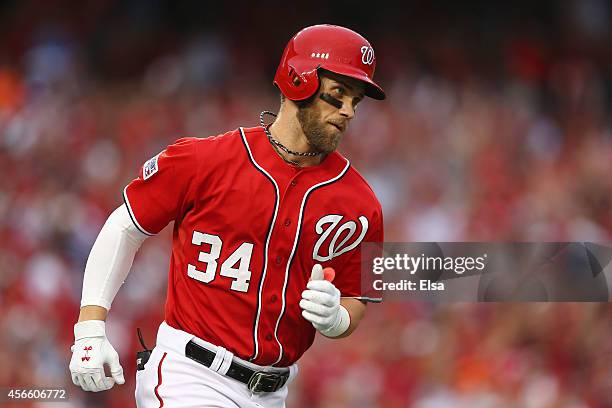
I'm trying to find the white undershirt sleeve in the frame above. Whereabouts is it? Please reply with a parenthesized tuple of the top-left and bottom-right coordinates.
(80, 204, 149, 310)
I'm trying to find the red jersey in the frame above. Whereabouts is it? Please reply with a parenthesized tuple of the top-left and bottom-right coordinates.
(123, 127, 383, 366)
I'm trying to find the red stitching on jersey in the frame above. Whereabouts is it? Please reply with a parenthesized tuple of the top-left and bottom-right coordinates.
(154, 352, 167, 407)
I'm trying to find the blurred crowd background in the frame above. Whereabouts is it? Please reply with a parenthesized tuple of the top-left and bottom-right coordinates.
(1, 0, 612, 407)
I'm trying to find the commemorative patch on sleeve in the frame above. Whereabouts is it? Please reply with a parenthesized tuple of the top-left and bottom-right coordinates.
(143, 153, 160, 180)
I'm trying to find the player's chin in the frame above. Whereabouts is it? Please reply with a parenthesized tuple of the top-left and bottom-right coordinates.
(311, 138, 338, 154)
(324, 134, 342, 153)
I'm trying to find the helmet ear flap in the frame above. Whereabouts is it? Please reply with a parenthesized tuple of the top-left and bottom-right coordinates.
(282, 65, 320, 101)
(289, 68, 301, 86)
(294, 68, 322, 108)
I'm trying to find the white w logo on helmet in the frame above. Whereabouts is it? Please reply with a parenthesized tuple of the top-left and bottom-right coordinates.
(360, 46, 374, 65)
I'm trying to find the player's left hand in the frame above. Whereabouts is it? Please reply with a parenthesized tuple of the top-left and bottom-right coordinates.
(300, 264, 350, 337)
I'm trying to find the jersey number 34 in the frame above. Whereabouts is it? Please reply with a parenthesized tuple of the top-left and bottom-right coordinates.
(187, 231, 253, 292)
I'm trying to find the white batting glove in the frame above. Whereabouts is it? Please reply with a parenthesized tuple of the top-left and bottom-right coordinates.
(69, 320, 125, 392)
(300, 264, 350, 337)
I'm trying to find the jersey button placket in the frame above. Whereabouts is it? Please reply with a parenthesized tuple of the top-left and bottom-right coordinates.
(259, 175, 303, 363)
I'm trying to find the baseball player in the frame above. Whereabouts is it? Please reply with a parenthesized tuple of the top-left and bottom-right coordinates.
(69, 24, 385, 407)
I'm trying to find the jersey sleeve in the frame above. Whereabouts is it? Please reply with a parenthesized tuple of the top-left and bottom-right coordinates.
(334, 207, 384, 302)
(123, 137, 200, 235)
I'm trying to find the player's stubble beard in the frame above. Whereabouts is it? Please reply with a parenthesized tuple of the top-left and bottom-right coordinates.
(297, 102, 343, 154)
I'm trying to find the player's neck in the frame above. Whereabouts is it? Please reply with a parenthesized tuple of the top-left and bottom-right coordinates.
(268, 110, 323, 167)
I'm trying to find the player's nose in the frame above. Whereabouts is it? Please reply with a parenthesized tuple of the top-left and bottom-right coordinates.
(338, 102, 355, 120)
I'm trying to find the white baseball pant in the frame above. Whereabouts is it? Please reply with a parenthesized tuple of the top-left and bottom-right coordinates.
(135, 322, 298, 408)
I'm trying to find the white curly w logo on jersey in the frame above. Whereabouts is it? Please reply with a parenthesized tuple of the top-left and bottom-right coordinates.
(313, 215, 369, 262)
(360, 46, 374, 65)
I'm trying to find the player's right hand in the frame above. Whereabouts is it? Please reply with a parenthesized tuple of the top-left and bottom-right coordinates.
(69, 320, 125, 392)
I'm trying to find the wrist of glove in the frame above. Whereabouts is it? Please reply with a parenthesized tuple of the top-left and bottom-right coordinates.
(69, 320, 125, 392)
(300, 278, 351, 338)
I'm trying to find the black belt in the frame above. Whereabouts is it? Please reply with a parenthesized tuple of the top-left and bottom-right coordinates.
(185, 340, 289, 393)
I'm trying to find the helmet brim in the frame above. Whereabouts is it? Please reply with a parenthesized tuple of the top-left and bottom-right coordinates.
(364, 80, 386, 100)
(319, 63, 386, 100)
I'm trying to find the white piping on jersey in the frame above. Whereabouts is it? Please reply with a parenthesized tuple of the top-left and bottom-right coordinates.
(122, 186, 155, 236)
(239, 127, 281, 362)
(272, 158, 351, 366)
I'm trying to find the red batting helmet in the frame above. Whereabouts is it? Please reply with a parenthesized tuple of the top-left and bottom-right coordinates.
(274, 24, 385, 101)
